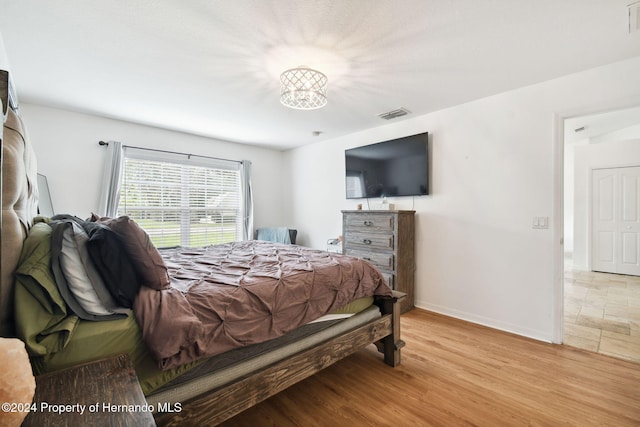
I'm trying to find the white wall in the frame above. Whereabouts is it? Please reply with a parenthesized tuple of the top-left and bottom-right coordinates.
(284, 56, 640, 342)
(572, 139, 640, 270)
(0, 32, 9, 73)
(19, 104, 286, 229)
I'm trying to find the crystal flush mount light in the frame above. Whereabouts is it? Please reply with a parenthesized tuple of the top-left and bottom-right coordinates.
(280, 66, 328, 110)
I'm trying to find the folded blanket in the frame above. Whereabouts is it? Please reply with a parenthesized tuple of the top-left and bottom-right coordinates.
(256, 227, 291, 244)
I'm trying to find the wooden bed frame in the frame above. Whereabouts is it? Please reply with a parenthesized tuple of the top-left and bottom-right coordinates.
(155, 294, 403, 426)
(0, 70, 404, 426)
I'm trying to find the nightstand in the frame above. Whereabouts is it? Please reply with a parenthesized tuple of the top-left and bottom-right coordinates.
(23, 354, 155, 427)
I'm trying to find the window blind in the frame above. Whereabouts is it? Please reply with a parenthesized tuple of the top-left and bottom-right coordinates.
(117, 148, 243, 248)
(346, 172, 365, 198)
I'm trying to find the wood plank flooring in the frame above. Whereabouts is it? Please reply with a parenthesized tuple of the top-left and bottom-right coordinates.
(220, 309, 640, 426)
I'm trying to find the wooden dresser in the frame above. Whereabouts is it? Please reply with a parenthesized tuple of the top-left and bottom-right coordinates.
(342, 210, 415, 313)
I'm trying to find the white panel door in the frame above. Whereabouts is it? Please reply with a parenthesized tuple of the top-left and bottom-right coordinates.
(591, 166, 640, 276)
(592, 169, 617, 273)
(619, 167, 640, 275)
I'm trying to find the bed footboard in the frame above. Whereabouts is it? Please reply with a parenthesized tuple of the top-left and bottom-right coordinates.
(155, 294, 404, 426)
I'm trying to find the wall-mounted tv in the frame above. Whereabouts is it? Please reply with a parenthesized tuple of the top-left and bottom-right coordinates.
(345, 132, 428, 199)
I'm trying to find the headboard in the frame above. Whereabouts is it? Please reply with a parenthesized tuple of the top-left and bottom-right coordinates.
(1, 70, 39, 337)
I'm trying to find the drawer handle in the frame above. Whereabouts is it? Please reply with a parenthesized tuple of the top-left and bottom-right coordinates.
(363, 239, 372, 245)
(363, 220, 373, 226)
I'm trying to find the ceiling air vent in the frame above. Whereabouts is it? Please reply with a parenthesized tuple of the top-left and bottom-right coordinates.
(378, 108, 410, 120)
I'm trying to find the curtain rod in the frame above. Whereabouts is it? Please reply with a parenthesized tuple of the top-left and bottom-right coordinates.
(98, 140, 242, 164)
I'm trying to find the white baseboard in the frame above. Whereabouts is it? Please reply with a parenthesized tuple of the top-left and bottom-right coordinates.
(414, 300, 552, 343)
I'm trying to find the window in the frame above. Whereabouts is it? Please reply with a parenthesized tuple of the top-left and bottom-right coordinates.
(346, 171, 365, 198)
(117, 148, 244, 248)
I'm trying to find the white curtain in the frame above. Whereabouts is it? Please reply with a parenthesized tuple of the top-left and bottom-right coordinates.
(97, 140, 123, 217)
(240, 160, 253, 240)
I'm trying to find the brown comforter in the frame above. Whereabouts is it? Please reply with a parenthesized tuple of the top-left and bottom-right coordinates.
(133, 240, 392, 370)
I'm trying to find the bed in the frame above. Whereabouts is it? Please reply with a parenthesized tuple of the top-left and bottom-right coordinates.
(0, 69, 404, 426)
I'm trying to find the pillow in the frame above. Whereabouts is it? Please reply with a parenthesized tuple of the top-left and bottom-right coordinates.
(60, 223, 114, 316)
(50, 220, 128, 321)
(83, 221, 141, 308)
(93, 215, 171, 290)
(68, 222, 130, 316)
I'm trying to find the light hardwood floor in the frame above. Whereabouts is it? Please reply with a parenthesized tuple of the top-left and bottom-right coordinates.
(221, 309, 640, 426)
(564, 268, 640, 363)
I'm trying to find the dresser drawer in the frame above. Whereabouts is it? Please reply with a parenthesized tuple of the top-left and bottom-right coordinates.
(345, 249, 394, 270)
(344, 213, 394, 232)
(344, 232, 394, 251)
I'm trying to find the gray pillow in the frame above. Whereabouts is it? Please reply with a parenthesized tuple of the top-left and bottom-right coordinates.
(50, 220, 129, 321)
(93, 215, 171, 290)
(83, 221, 140, 308)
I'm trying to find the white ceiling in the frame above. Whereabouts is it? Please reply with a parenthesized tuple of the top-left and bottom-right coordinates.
(1, 0, 639, 150)
(564, 106, 640, 146)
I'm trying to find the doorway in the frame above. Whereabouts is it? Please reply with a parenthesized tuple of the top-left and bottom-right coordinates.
(562, 107, 640, 363)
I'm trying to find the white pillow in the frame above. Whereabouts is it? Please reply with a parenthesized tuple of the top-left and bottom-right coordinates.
(59, 223, 113, 316)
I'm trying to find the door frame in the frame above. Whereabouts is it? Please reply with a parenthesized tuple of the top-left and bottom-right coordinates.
(552, 104, 640, 345)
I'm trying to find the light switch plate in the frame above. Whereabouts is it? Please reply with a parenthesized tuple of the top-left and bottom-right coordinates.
(532, 216, 549, 229)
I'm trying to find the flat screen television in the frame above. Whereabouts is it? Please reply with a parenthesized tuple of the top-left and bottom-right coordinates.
(345, 132, 429, 199)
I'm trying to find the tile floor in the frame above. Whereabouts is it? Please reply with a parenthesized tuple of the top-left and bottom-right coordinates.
(564, 261, 640, 363)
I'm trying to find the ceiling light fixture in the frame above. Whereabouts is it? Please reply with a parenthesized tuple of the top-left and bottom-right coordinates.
(280, 66, 328, 110)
